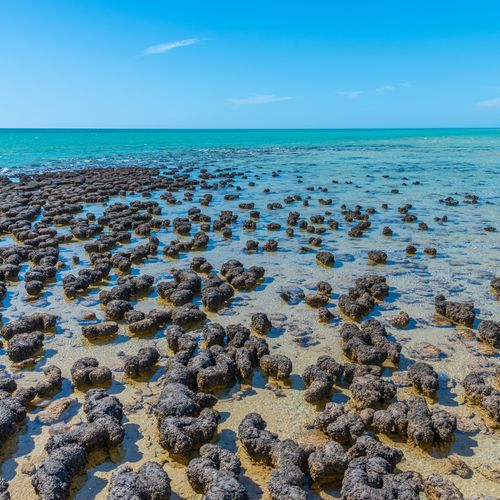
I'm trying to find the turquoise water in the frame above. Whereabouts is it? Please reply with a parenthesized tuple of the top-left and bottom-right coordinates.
(2, 129, 500, 498)
(1, 128, 500, 172)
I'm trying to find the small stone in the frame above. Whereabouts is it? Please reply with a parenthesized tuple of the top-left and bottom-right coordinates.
(448, 455, 471, 478)
(20, 462, 36, 476)
(456, 416, 479, 434)
(37, 397, 76, 424)
(389, 311, 410, 328)
(81, 312, 96, 321)
(477, 468, 500, 484)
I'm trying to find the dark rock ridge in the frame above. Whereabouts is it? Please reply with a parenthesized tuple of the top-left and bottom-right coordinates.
(434, 296, 475, 326)
(32, 389, 125, 500)
(340, 319, 401, 365)
(302, 355, 344, 403)
(107, 462, 171, 500)
(186, 444, 248, 500)
(462, 373, 500, 422)
(369, 396, 457, 446)
(338, 276, 389, 320)
(71, 358, 112, 386)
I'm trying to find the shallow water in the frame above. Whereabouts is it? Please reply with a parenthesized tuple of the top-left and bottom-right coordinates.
(1, 129, 500, 499)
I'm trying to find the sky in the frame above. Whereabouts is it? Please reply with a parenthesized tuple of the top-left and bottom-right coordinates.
(0, 0, 499, 129)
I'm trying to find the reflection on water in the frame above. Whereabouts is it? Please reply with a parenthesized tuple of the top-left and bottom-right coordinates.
(1, 133, 500, 498)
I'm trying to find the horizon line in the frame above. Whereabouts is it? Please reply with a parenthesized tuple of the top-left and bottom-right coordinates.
(1, 127, 500, 131)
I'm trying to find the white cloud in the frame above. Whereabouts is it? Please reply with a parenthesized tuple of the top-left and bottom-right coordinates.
(400, 82, 411, 87)
(375, 85, 395, 92)
(228, 94, 292, 105)
(338, 91, 362, 98)
(143, 38, 199, 55)
(476, 97, 500, 109)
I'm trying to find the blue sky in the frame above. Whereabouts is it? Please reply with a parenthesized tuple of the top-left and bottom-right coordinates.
(1, 0, 499, 128)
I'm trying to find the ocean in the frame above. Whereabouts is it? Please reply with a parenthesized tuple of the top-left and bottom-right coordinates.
(1, 128, 500, 499)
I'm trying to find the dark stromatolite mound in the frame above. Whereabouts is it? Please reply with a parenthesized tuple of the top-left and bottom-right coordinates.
(338, 295, 364, 320)
(318, 307, 335, 322)
(126, 309, 169, 333)
(1, 312, 57, 340)
(0, 479, 10, 500)
(315, 403, 372, 444)
(82, 321, 119, 340)
(316, 251, 335, 266)
(33, 389, 124, 500)
(105, 300, 133, 320)
(263, 240, 278, 252)
(35, 365, 63, 398)
(45, 389, 124, 453)
(350, 374, 397, 409)
(190, 257, 213, 273)
(154, 383, 217, 422)
(347, 435, 403, 467)
(477, 320, 500, 347)
(308, 440, 350, 483)
(226, 324, 251, 348)
(99, 275, 154, 305)
(0, 377, 17, 394)
(490, 277, 500, 297)
(370, 402, 410, 438)
(338, 276, 388, 320)
(124, 347, 161, 376)
(71, 358, 112, 386)
(107, 462, 171, 500)
(202, 323, 226, 348)
(434, 297, 475, 326)
(389, 311, 410, 328)
(238, 413, 312, 500)
(302, 365, 333, 403)
(245, 240, 259, 252)
(302, 355, 344, 403)
(158, 408, 221, 455)
(341, 456, 422, 500)
(408, 362, 439, 396)
(0, 387, 36, 449)
(201, 274, 234, 311)
(343, 363, 384, 383)
(166, 324, 198, 356)
(462, 373, 500, 422)
(164, 352, 196, 388)
(63, 266, 110, 298)
(186, 444, 247, 500)
(341, 320, 401, 365)
(32, 443, 87, 500)
(424, 473, 464, 500)
(220, 260, 265, 289)
(305, 294, 330, 307)
(24, 262, 57, 295)
(157, 282, 194, 307)
(260, 354, 292, 380)
(7, 330, 44, 362)
(251, 312, 272, 334)
(166, 303, 207, 327)
(228, 335, 270, 380)
(197, 348, 237, 391)
(367, 250, 387, 263)
(370, 396, 456, 446)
